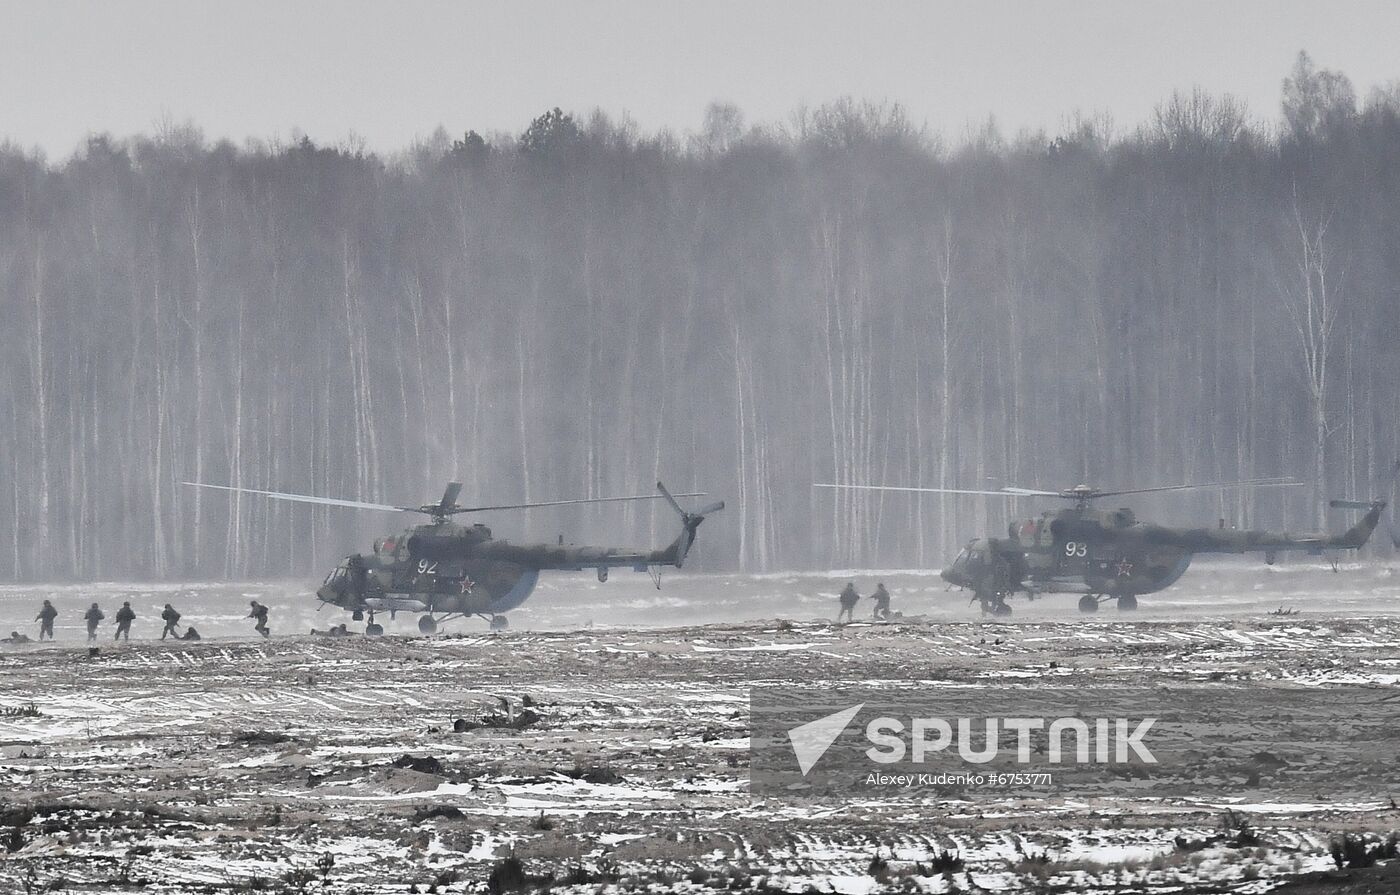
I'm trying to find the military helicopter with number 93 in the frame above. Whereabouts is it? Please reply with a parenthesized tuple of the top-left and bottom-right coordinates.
(186, 481, 723, 633)
(816, 468, 1395, 615)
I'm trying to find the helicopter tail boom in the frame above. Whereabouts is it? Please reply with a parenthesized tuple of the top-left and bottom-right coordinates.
(1131, 498, 1388, 555)
(479, 482, 724, 572)
(1329, 500, 1388, 550)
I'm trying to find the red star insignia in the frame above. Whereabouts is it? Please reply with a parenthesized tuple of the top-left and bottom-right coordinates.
(1115, 559, 1133, 577)
(459, 578, 475, 594)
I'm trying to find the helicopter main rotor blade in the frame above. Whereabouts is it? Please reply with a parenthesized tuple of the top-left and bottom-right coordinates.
(452, 491, 705, 515)
(439, 482, 463, 510)
(1090, 477, 1303, 498)
(182, 482, 413, 513)
(813, 483, 1059, 497)
(186, 481, 704, 516)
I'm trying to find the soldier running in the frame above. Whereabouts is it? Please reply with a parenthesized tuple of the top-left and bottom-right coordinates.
(248, 600, 270, 638)
(837, 582, 860, 623)
(114, 601, 136, 641)
(35, 600, 57, 641)
(160, 603, 182, 640)
(871, 582, 892, 620)
(83, 603, 105, 642)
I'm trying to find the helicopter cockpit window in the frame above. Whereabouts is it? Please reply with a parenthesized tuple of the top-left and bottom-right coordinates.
(323, 565, 349, 586)
(375, 536, 401, 557)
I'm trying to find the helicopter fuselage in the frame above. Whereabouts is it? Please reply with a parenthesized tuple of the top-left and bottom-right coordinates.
(317, 522, 538, 618)
(315, 510, 706, 627)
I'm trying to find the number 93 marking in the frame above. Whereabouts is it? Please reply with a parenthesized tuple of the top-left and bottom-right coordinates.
(1063, 541, 1088, 558)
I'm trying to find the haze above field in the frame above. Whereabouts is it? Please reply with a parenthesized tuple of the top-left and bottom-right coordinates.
(5, 0, 1400, 157)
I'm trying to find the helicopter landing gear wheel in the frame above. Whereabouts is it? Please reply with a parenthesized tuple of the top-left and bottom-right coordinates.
(1116, 594, 1138, 611)
(1078, 594, 1100, 613)
(418, 615, 438, 635)
(365, 623, 384, 636)
(489, 614, 509, 631)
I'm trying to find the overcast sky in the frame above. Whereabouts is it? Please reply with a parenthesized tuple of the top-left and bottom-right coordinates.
(3, 1, 1398, 158)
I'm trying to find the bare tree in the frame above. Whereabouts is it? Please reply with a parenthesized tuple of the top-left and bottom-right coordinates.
(1278, 192, 1343, 528)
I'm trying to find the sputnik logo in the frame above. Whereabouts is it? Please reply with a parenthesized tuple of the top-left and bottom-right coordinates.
(787, 703, 864, 775)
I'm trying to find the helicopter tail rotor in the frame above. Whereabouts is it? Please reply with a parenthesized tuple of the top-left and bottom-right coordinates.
(1329, 499, 1380, 510)
(657, 481, 724, 567)
(657, 481, 686, 516)
(1326, 460, 1400, 547)
(1375, 459, 1400, 549)
(1322, 461, 1398, 549)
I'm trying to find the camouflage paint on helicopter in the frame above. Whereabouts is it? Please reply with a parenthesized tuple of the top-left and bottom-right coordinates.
(186, 481, 723, 633)
(816, 476, 1391, 615)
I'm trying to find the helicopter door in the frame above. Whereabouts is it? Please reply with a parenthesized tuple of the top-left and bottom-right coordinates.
(1058, 536, 1091, 575)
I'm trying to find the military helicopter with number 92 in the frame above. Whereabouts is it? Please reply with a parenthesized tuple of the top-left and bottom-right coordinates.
(186, 481, 723, 633)
(816, 470, 1394, 615)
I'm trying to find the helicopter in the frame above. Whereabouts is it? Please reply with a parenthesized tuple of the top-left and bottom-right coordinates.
(185, 480, 723, 633)
(815, 474, 1392, 615)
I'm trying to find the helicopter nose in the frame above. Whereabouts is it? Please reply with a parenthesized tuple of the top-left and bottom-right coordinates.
(941, 563, 967, 587)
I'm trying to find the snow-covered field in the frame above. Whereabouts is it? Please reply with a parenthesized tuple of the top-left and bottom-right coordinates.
(1, 566, 1398, 892)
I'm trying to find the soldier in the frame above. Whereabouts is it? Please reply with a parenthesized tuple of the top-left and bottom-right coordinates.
(35, 600, 58, 641)
(83, 603, 105, 642)
(346, 554, 368, 601)
(871, 582, 892, 620)
(837, 582, 860, 623)
(179, 626, 202, 641)
(114, 601, 136, 641)
(4, 631, 32, 645)
(160, 603, 182, 640)
(248, 600, 270, 638)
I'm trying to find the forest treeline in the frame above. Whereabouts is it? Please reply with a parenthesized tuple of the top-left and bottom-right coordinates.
(2, 52, 1398, 581)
